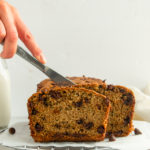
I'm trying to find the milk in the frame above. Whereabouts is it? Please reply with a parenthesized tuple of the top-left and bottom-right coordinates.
(0, 59, 11, 129)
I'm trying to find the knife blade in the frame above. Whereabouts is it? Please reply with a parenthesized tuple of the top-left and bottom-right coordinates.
(16, 45, 75, 86)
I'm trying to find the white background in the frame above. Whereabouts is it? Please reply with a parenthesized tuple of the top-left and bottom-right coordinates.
(2, 0, 150, 117)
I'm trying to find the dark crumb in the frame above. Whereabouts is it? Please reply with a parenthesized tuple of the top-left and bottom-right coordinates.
(9, 127, 16, 135)
(134, 128, 142, 135)
(109, 134, 116, 142)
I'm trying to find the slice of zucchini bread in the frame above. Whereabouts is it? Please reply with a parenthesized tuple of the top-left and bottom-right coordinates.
(38, 76, 135, 137)
(28, 86, 110, 142)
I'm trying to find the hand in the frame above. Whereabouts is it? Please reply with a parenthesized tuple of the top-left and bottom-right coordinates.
(0, 0, 46, 64)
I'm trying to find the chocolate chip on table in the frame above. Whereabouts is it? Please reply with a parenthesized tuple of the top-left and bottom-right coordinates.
(109, 134, 116, 142)
(35, 123, 43, 132)
(134, 128, 142, 135)
(9, 127, 16, 135)
(85, 122, 94, 130)
(97, 125, 105, 134)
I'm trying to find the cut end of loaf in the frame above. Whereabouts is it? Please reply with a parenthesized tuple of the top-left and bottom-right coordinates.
(27, 87, 110, 142)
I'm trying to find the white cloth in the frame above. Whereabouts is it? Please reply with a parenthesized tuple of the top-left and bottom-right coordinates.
(0, 117, 150, 150)
(130, 86, 150, 122)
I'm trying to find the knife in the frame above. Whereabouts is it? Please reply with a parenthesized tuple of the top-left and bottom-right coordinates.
(0, 43, 75, 86)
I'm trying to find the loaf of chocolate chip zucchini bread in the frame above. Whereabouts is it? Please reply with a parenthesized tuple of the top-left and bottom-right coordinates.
(27, 86, 110, 142)
(38, 76, 135, 137)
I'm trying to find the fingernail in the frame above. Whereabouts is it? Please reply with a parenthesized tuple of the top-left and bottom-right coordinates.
(36, 55, 41, 62)
(40, 53, 47, 64)
(36, 53, 46, 64)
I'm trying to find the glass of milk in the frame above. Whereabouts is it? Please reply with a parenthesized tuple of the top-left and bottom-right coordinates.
(0, 58, 11, 130)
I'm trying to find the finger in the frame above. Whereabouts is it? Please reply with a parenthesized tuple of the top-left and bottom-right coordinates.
(0, 4, 18, 58)
(0, 20, 6, 43)
(12, 8, 46, 64)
